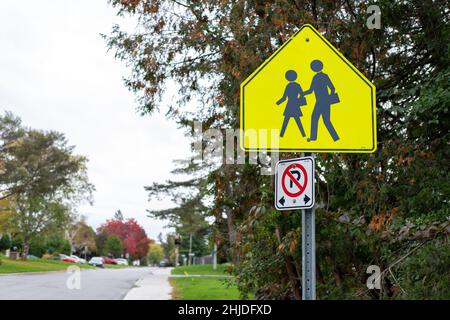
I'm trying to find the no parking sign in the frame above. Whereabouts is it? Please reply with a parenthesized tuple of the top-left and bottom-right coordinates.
(275, 157, 315, 210)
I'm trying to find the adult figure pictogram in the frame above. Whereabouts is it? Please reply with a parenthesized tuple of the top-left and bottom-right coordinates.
(304, 60, 340, 142)
(276, 70, 307, 138)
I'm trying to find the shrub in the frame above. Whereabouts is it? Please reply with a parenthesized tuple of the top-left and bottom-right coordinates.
(42, 253, 53, 260)
(0, 236, 11, 251)
(29, 238, 46, 258)
(45, 235, 71, 255)
(104, 235, 123, 258)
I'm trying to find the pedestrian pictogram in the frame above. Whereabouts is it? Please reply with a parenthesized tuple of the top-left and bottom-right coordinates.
(240, 24, 377, 153)
(275, 157, 314, 210)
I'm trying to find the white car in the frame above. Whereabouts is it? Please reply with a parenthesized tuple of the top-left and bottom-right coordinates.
(71, 255, 86, 264)
(88, 257, 104, 267)
(132, 260, 140, 266)
(114, 258, 128, 266)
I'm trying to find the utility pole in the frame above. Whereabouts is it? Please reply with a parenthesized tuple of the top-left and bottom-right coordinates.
(188, 232, 193, 266)
(213, 243, 217, 270)
(174, 234, 181, 267)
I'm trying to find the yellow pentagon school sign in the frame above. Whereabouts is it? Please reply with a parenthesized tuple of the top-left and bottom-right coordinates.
(240, 24, 377, 153)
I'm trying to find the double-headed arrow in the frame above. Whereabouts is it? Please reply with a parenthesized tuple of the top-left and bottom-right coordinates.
(279, 195, 310, 206)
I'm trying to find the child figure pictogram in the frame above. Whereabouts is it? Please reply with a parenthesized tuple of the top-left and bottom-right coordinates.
(276, 70, 307, 138)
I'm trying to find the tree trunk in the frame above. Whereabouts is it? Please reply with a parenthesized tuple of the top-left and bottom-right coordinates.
(225, 205, 239, 267)
(222, 166, 240, 267)
(21, 240, 30, 260)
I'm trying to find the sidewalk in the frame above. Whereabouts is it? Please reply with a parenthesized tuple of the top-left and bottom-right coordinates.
(123, 267, 172, 300)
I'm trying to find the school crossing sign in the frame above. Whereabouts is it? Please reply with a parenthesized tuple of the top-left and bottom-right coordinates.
(240, 24, 377, 153)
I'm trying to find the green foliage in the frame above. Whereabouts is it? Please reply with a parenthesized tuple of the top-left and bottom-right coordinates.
(0, 235, 11, 251)
(0, 112, 94, 258)
(394, 239, 450, 300)
(237, 208, 292, 299)
(148, 193, 211, 259)
(148, 243, 164, 265)
(139, 256, 148, 266)
(104, 235, 123, 258)
(160, 233, 176, 264)
(95, 230, 108, 256)
(45, 234, 71, 255)
(10, 237, 22, 251)
(178, 232, 210, 258)
(28, 237, 47, 258)
(0, 112, 94, 203)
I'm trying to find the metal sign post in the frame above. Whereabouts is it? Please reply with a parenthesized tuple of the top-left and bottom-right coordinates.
(302, 152, 315, 300)
(274, 155, 316, 300)
(302, 206, 316, 300)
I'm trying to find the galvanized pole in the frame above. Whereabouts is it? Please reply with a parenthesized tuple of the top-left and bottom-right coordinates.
(213, 243, 217, 270)
(175, 246, 179, 267)
(302, 153, 316, 300)
(188, 232, 193, 266)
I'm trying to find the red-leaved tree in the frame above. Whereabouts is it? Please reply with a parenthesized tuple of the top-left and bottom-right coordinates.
(98, 218, 151, 260)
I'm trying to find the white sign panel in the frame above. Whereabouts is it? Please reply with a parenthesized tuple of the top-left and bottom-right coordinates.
(275, 157, 315, 210)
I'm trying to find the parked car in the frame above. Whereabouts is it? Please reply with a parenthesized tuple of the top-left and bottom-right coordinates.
(114, 258, 128, 266)
(88, 257, 104, 267)
(70, 255, 86, 264)
(133, 260, 141, 266)
(59, 254, 78, 263)
(102, 257, 117, 264)
(159, 259, 170, 267)
(27, 255, 39, 260)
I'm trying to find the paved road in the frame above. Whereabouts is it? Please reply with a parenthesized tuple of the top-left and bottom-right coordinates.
(0, 267, 172, 300)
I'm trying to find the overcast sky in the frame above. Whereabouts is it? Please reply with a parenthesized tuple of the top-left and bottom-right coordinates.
(0, 1, 191, 241)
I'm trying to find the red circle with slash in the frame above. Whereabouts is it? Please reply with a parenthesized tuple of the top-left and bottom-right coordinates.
(281, 163, 308, 198)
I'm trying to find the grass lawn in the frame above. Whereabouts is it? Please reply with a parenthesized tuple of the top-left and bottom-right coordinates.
(171, 277, 240, 300)
(171, 263, 232, 276)
(171, 264, 242, 300)
(103, 264, 129, 269)
(0, 256, 94, 274)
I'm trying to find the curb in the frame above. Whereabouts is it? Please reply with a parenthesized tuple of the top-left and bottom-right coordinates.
(0, 267, 99, 277)
(0, 270, 68, 276)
